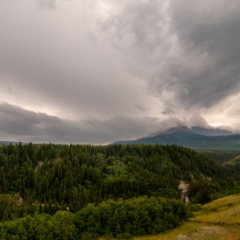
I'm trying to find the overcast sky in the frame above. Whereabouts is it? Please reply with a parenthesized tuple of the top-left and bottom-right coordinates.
(1, 0, 240, 144)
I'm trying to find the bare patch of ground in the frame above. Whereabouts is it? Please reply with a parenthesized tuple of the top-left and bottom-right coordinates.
(34, 161, 43, 173)
(178, 181, 190, 204)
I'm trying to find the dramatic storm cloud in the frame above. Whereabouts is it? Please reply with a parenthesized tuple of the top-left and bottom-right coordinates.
(0, 0, 240, 143)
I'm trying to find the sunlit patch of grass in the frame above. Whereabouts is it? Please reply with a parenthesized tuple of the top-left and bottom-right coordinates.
(193, 204, 240, 224)
(202, 194, 240, 211)
(223, 155, 240, 166)
(192, 194, 240, 225)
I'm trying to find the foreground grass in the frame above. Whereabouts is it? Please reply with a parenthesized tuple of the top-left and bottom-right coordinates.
(134, 223, 235, 240)
(134, 194, 240, 240)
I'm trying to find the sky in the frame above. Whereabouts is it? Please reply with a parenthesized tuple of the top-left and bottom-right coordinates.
(1, 0, 240, 144)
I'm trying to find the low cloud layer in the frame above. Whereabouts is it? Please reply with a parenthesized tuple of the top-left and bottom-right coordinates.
(0, 103, 180, 143)
(0, 0, 240, 143)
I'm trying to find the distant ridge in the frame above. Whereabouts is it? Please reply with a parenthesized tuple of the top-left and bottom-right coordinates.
(0, 141, 21, 146)
(114, 126, 240, 150)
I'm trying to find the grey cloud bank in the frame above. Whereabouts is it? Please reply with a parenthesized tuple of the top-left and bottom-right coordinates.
(0, 0, 240, 143)
(0, 102, 165, 143)
(101, 0, 240, 109)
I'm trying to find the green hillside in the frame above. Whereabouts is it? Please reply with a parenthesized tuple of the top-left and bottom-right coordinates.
(0, 143, 238, 210)
(0, 143, 239, 239)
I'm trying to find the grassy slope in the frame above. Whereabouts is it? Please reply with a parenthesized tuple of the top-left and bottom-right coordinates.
(193, 194, 240, 224)
(134, 194, 240, 240)
(223, 155, 240, 166)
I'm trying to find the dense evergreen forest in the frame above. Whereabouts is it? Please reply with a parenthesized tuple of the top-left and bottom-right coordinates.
(0, 143, 239, 239)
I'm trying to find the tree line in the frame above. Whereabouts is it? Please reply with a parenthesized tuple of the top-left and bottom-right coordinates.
(0, 196, 189, 239)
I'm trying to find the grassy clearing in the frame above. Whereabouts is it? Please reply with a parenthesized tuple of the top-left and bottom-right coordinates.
(133, 194, 240, 240)
(193, 204, 240, 225)
(193, 194, 240, 224)
(202, 194, 240, 210)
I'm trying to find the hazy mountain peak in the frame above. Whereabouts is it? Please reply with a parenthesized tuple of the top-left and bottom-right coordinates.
(162, 126, 191, 134)
(113, 126, 240, 150)
(149, 125, 234, 137)
(191, 126, 234, 136)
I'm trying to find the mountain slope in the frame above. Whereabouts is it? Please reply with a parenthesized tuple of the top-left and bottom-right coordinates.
(191, 126, 234, 136)
(114, 127, 240, 150)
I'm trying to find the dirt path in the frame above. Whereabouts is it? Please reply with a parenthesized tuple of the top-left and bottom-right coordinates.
(228, 229, 239, 240)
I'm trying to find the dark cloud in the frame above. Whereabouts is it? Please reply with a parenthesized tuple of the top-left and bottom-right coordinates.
(161, 108, 176, 115)
(166, 0, 240, 108)
(101, 0, 240, 110)
(134, 104, 149, 112)
(0, 103, 160, 143)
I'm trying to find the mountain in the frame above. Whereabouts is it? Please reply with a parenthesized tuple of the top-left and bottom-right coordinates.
(191, 126, 234, 136)
(114, 126, 240, 150)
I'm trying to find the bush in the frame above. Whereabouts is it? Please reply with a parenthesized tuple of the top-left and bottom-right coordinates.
(73, 196, 188, 238)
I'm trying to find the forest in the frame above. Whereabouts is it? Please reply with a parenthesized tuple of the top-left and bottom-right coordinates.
(0, 143, 239, 239)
